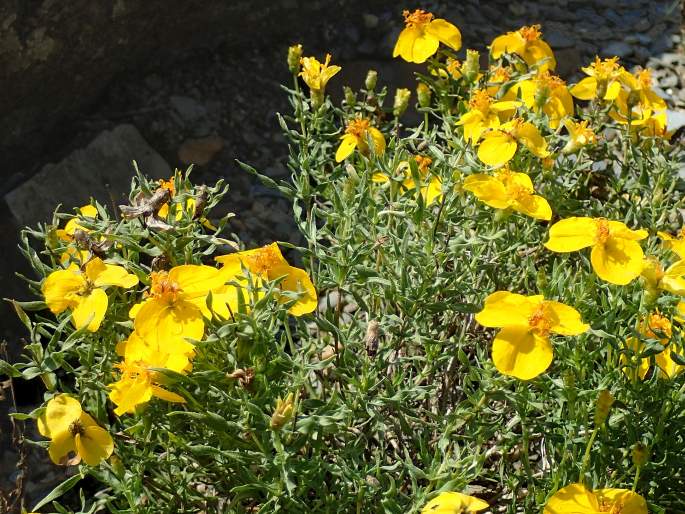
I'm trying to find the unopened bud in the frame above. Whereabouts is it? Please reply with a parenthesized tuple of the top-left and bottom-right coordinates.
(632, 442, 649, 467)
(110, 454, 125, 478)
(310, 89, 324, 109)
(464, 49, 480, 82)
(562, 369, 575, 389)
(393, 88, 411, 117)
(344, 86, 356, 106)
(287, 44, 303, 74)
(594, 389, 614, 425)
(270, 392, 295, 430)
(365, 69, 378, 91)
(417, 83, 432, 108)
(535, 269, 548, 293)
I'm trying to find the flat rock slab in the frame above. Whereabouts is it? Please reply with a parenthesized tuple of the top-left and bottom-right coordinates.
(5, 124, 170, 227)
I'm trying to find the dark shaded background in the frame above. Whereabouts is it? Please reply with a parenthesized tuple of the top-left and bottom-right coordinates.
(1, 0, 683, 510)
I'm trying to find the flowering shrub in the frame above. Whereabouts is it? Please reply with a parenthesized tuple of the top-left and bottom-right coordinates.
(3, 8, 685, 514)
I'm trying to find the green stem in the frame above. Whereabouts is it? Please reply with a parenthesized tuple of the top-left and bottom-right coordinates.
(632, 465, 641, 491)
(580, 426, 599, 479)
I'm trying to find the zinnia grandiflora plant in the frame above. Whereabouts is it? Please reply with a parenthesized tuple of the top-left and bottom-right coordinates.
(3, 14, 684, 514)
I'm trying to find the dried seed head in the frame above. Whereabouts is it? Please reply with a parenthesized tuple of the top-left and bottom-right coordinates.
(594, 389, 615, 425)
(365, 320, 380, 357)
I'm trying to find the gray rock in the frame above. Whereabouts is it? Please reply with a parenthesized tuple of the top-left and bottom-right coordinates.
(650, 34, 673, 55)
(667, 110, 685, 132)
(170, 95, 207, 124)
(546, 30, 576, 49)
(634, 18, 651, 32)
(603, 41, 633, 59)
(5, 124, 170, 227)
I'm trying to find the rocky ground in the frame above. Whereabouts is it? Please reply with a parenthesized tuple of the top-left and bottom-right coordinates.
(1, 0, 684, 510)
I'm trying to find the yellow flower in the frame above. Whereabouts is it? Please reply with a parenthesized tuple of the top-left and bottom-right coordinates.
(270, 392, 296, 430)
(475, 291, 588, 379)
(490, 24, 556, 71)
(463, 168, 551, 220)
(335, 117, 386, 162)
(512, 70, 574, 129)
(544, 483, 646, 514)
(569, 56, 625, 101)
(485, 65, 512, 96)
(108, 332, 188, 415)
(456, 89, 519, 143)
(658, 228, 685, 258)
(623, 312, 673, 381)
(373, 155, 442, 205)
(42, 258, 139, 332)
(641, 257, 685, 296)
(420, 491, 488, 513)
(37, 394, 113, 466)
(544, 217, 648, 285)
(393, 9, 461, 64)
(215, 242, 317, 316)
(562, 119, 597, 154)
(56, 204, 98, 242)
(477, 118, 549, 167)
(633, 111, 669, 139)
(616, 68, 667, 114)
(129, 265, 225, 354)
(299, 53, 341, 94)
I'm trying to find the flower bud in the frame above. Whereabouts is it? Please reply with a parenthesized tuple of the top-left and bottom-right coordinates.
(594, 389, 614, 425)
(110, 454, 125, 478)
(344, 86, 356, 106)
(464, 49, 480, 82)
(417, 83, 432, 108)
(270, 392, 295, 430)
(632, 442, 649, 467)
(310, 90, 324, 109)
(393, 88, 411, 117)
(535, 269, 548, 293)
(365, 69, 378, 91)
(287, 44, 303, 74)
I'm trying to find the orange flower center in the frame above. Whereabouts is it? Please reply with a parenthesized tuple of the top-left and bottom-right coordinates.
(158, 177, 176, 195)
(68, 419, 85, 437)
(595, 219, 610, 244)
(468, 89, 492, 113)
(636, 69, 652, 89)
(572, 121, 596, 144)
(535, 70, 566, 91)
(116, 360, 153, 381)
(414, 155, 432, 174)
(640, 312, 672, 341)
(346, 118, 371, 138)
(519, 24, 542, 42)
(598, 498, 624, 513)
(528, 303, 552, 337)
(402, 9, 433, 28)
(446, 58, 462, 78)
(245, 246, 283, 275)
(149, 271, 182, 302)
(590, 56, 621, 80)
(490, 66, 511, 83)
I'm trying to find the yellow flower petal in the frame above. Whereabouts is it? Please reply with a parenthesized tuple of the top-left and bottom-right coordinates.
(591, 238, 644, 285)
(335, 134, 358, 162)
(75, 413, 113, 466)
(367, 127, 386, 156)
(71, 288, 108, 332)
(525, 40, 556, 70)
(569, 77, 598, 100)
(421, 491, 488, 514)
(594, 489, 647, 514)
(278, 265, 318, 316)
(408, 31, 441, 63)
(655, 345, 684, 379)
(512, 194, 552, 220)
(425, 19, 462, 51)
(544, 483, 600, 514)
(48, 429, 77, 465)
(151, 385, 186, 404)
(477, 132, 517, 167)
(39, 394, 82, 438)
(86, 258, 139, 289)
(463, 174, 510, 209)
(133, 298, 203, 355)
(492, 326, 553, 380)
(490, 33, 525, 59)
(109, 374, 154, 416)
(622, 337, 650, 380)
(42, 268, 86, 314)
(545, 301, 589, 335)
(544, 217, 597, 252)
(169, 265, 223, 299)
(516, 122, 549, 158)
(475, 291, 539, 328)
